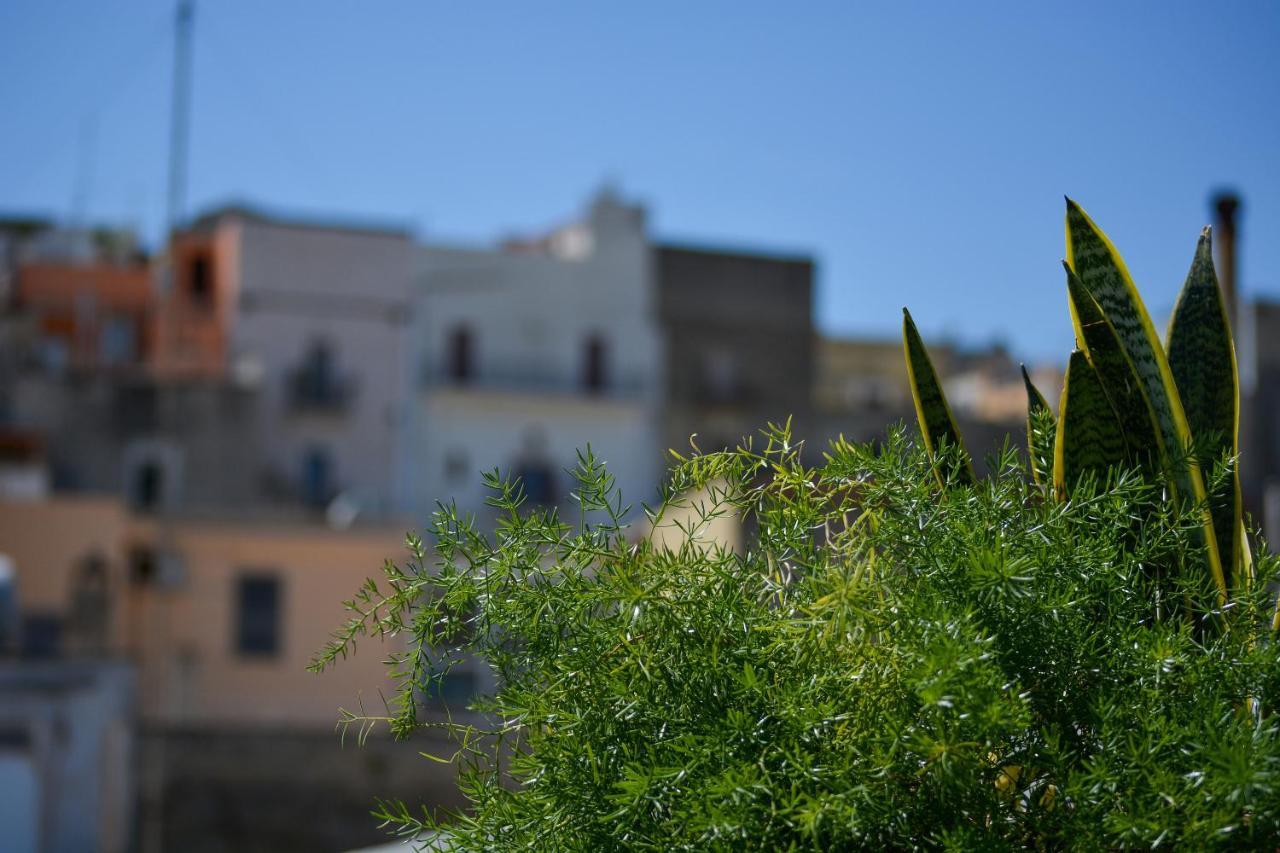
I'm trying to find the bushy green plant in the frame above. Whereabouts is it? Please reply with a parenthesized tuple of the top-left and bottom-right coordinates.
(313, 200, 1280, 849)
(313, 429, 1280, 850)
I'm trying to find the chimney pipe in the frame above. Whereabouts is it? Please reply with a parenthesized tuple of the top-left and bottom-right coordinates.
(1213, 191, 1240, 327)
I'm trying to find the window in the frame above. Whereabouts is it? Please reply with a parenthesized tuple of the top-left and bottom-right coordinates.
(189, 254, 213, 308)
(98, 315, 137, 366)
(517, 460, 555, 506)
(129, 546, 158, 586)
(132, 460, 164, 512)
(444, 449, 469, 484)
(420, 668, 478, 707)
(447, 325, 473, 383)
(582, 334, 608, 393)
(302, 340, 335, 402)
(302, 447, 331, 508)
(703, 348, 738, 402)
(235, 574, 281, 657)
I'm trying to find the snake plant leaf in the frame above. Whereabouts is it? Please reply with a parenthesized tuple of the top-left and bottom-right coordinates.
(1065, 263, 1160, 467)
(1167, 227, 1242, 588)
(1021, 364, 1055, 487)
(903, 308, 974, 486)
(1054, 350, 1128, 495)
(1064, 198, 1226, 600)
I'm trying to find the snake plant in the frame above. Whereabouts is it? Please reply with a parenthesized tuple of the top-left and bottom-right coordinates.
(904, 198, 1249, 609)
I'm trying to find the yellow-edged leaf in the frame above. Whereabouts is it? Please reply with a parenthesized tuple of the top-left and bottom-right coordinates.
(1167, 227, 1242, 588)
(1021, 364, 1055, 487)
(903, 308, 974, 486)
(1064, 198, 1226, 601)
(1053, 350, 1127, 496)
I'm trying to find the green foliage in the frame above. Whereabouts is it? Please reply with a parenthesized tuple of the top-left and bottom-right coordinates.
(1065, 264, 1159, 467)
(1020, 364, 1054, 489)
(313, 430, 1280, 850)
(1167, 229, 1243, 588)
(909, 200, 1240, 603)
(1063, 198, 1226, 596)
(1053, 350, 1127, 495)
(903, 308, 974, 486)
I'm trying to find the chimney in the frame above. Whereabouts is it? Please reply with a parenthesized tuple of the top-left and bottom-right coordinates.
(1213, 191, 1240, 327)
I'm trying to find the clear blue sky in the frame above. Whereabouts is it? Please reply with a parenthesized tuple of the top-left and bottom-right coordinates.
(2, 1, 1277, 362)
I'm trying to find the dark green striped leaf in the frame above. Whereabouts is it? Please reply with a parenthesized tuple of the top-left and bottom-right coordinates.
(903, 308, 974, 486)
(1054, 350, 1128, 495)
(1167, 228, 1242, 588)
(1065, 263, 1160, 466)
(1065, 198, 1226, 600)
(1021, 364, 1055, 487)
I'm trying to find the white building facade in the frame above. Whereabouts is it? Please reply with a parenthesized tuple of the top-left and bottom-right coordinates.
(404, 191, 664, 526)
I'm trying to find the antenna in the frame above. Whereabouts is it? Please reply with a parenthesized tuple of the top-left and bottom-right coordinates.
(70, 117, 96, 230)
(165, 0, 195, 250)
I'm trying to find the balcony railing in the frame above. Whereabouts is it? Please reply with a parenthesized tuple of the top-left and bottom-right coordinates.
(422, 364, 649, 400)
(286, 368, 357, 413)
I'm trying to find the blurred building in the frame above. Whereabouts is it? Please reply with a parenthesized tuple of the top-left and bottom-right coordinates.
(0, 495, 467, 853)
(165, 206, 416, 518)
(0, 658, 135, 853)
(657, 244, 815, 457)
(815, 333, 1062, 470)
(409, 190, 662, 523)
(0, 187, 1066, 851)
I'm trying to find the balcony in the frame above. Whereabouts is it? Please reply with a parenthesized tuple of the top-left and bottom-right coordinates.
(421, 364, 648, 401)
(286, 367, 357, 413)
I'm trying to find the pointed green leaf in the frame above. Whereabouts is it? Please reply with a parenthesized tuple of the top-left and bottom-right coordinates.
(1167, 227, 1242, 588)
(1065, 263, 1160, 466)
(1065, 198, 1226, 600)
(1021, 364, 1055, 487)
(903, 308, 974, 486)
(1053, 350, 1128, 495)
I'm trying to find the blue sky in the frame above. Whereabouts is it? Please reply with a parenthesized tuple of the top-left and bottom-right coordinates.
(2, 1, 1277, 361)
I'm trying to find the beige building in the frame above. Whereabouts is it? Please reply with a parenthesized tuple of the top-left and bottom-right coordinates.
(0, 496, 467, 851)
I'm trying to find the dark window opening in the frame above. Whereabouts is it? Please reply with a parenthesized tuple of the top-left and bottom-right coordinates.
(302, 447, 331, 508)
(420, 668, 478, 707)
(133, 461, 164, 512)
(236, 574, 281, 657)
(129, 546, 158, 585)
(447, 325, 473, 384)
(582, 334, 608, 393)
(518, 461, 555, 507)
(444, 449, 469, 484)
(189, 255, 213, 308)
(300, 340, 336, 403)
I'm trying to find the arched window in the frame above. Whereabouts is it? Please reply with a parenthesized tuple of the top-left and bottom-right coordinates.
(582, 334, 607, 393)
(447, 325, 474, 384)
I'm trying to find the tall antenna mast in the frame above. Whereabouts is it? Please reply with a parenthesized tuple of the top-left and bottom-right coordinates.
(166, 0, 195, 248)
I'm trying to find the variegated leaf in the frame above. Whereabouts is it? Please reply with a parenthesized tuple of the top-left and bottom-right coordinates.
(1065, 263, 1159, 466)
(1064, 198, 1226, 600)
(1054, 350, 1128, 495)
(1021, 364, 1055, 487)
(1167, 227, 1242, 588)
(903, 308, 974, 486)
